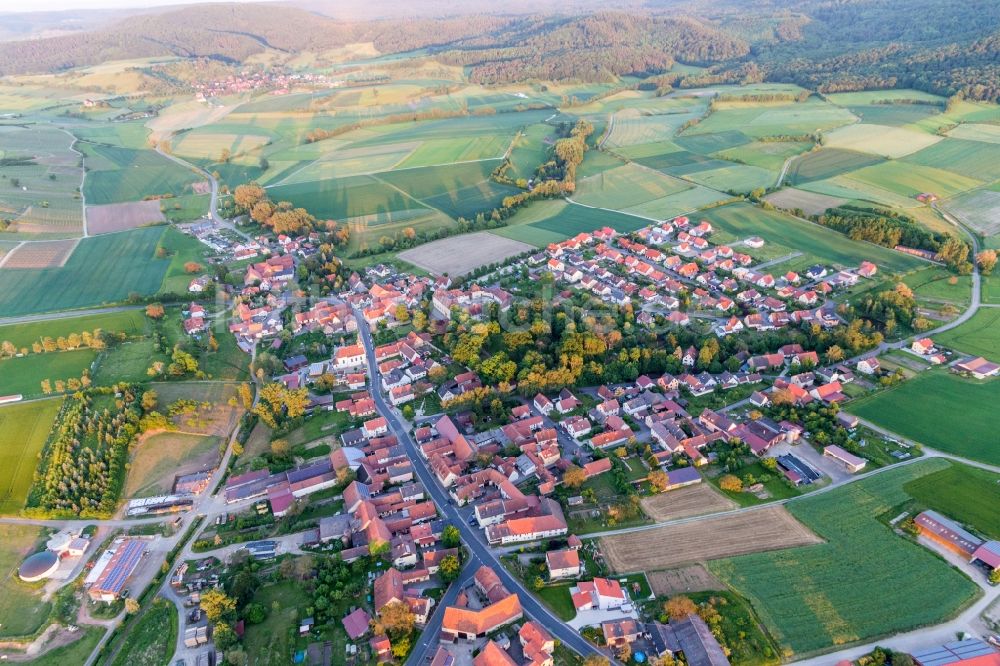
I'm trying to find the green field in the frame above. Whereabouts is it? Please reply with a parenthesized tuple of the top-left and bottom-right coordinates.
(605, 110, 704, 147)
(0, 399, 61, 514)
(0, 349, 97, 398)
(844, 161, 982, 200)
(266, 175, 422, 220)
(786, 149, 886, 185)
(575, 163, 693, 209)
(0, 226, 171, 317)
(683, 164, 776, 193)
(710, 459, 980, 658)
(675, 130, 750, 155)
(942, 189, 1000, 237)
(110, 598, 178, 666)
(396, 135, 511, 168)
(507, 123, 554, 180)
(903, 138, 1000, 182)
(934, 308, 1000, 362)
(493, 199, 652, 246)
(844, 104, 942, 127)
(947, 123, 1000, 144)
(0, 309, 148, 350)
(276, 141, 418, 184)
(158, 226, 212, 294)
(697, 203, 925, 273)
(903, 462, 1000, 540)
(0, 524, 52, 637)
(81, 143, 200, 205)
(686, 100, 855, 138)
(848, 370, 1000, 464)
(823, 124, 941, 158)
(32, 626, 105, 666)
(716, 140, 812, 171)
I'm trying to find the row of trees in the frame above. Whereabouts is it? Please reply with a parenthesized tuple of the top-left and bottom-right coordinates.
(1, 328, 125, 359)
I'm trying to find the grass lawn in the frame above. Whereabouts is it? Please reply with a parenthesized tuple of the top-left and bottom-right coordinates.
(848, 369, 1000, 465)
(242, 581, 301, 666)
(688, 591, 781, 666)
(285, 409, 350, 447)
(0, 524, 52, 638)
(93, 338, 159, 385)
(110, 597, 177, 666)
(0, 349, 96, 398)
(125, 433, 221, 498)
(536, 582, 576, 621)
(935, 308, 1000, 363)
(903, 462, 1000, 540)
(157, 226, 213, 295)
(0, 399, 61, 514)
(710, 459, 980, 659)
(32, 626, 105, 666)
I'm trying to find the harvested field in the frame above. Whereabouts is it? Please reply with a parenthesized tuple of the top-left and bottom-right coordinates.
(641, 484, 737, 522)
(86, 200, 166, 235)
(601, 506, 822, 572)
(647, 565, 725, 597)
(2, 239, 78, 269)
(125, 432, 221, 498)
(764, 188, 848, 216)
(397, 231, 533, 276)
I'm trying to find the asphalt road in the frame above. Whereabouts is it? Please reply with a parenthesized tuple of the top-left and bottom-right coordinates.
(354, 312, 606, 665)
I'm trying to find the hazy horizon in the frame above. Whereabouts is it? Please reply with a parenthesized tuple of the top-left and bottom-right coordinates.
(0, 0, 269, 13)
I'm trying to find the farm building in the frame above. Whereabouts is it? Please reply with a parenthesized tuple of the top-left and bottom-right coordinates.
(914, 511, 983, 557)
(18, 550, 59, 582)
(913, 638, 1000, 666)
(823, 445, 867, 473)
(87, 538, 147, 601)
(954, 357, 1000, 379)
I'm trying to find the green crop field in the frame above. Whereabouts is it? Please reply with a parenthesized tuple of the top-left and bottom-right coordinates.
(947, 123, 1000, 144)
(0, 524, 52, 637)
(0, 226, 171, 317)
(507, 123, 554, 180)
(622, 185, 730, 220)
(395, 135, 511, 168)
(845, 104, 942, 127)
(492, 199, 650, 246)
(81, 143, 201, 205)
(686, 100, 854, 138)
(904, 462, 1000, 540)
(824, 89, 946, 106)
(675, 130, 750, 155)
(575, 163, 692, 210)
(848, 369, 1000, 464)
(683, 164, 776, 193)
(267, 175, 424, 220)
(276, 141, 418, 184)
(0, 309, 148, 350)
(934, 308, 1000, 362)
(0, 399, 61, 515)
(798, 175, 925, 210)
(903, 138, 1000, 182)
(605, 110, 704, 147)
(0, 349, 97, 398)
(710, 459, 980, 658)
(786, 149, 886, 185)
(823, 124, 941, 158)
(716, 140, 812, 171)
(942, 189, 1000, 237)
(697, 203, 924, 273)
(843, 161, 982, 200)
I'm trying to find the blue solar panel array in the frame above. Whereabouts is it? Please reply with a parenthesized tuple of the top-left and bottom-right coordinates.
(913, 639, 998, 666)
(97, 540, 146, 595)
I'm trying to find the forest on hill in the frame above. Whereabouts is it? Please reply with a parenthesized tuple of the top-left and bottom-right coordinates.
(0, 0, 996, 102)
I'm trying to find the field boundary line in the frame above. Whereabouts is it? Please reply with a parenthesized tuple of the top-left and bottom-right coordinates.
(0, 242, 24, 269)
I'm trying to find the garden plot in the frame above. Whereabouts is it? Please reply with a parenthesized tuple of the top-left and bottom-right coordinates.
(86, 200, 166, 235)
(647, 565, 725, 597)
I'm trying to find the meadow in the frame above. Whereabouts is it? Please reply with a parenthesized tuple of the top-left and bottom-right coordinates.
(934, 308, 1000, 362)
(0, 349, 97, 397)
(0, 399, 61, 514)
(0, 308, 148, 350)
(848, 369, 1000, 465)
(697, 203, 925, 273)
(709, 459, 980, 658)
(0, 524, 52, 638)
(903, 462, 1000, 540)
(785, 149, 885, 185)
(125, 433, 221, 498)
(80, 142, 201, 205)
(109, 597, 178, 666)
(0, 226, 171, 317)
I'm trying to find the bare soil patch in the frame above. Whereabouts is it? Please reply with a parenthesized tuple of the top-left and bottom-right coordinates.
(86, 200, 166, 235)
(397, 231, 534, 276)
(647, 565, 725, 597)
(2, 239, 78, 269)
(641, 483, 737, 522)
(191, 181, 211, 195)
(601, 506, 822, 573)
(765, 188, 848, 216)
